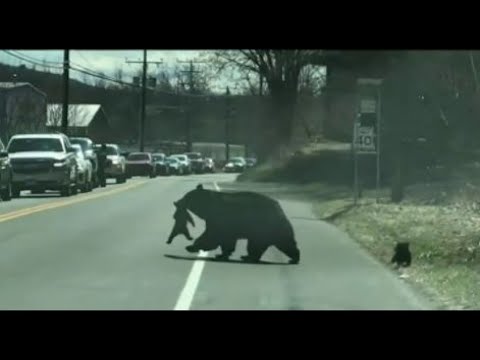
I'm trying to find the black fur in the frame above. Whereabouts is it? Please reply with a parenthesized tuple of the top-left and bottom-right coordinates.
(391, 242, 412, 267)
(166, 205, 195, 244)
(178, 184, 300, 264)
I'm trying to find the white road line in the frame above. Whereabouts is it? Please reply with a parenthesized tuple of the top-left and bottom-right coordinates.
(174, 250, 209, 310)
(173, 181, 221, 311)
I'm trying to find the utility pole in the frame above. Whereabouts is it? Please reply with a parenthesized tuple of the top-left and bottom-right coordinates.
(225, 86, 231, 162)
(62, 49, 70, 135)
(469, 51, 479, 93)
(177, 59, 207, 152)
(126, 52, 163, 151)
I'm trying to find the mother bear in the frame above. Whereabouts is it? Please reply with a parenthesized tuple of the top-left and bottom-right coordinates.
(173, 184, 300, 264)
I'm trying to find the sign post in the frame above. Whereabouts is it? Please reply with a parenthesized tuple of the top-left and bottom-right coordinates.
(354, 78, 383, 204)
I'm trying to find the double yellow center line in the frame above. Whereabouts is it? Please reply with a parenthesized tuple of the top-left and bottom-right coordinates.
(0, 180, 147, 223)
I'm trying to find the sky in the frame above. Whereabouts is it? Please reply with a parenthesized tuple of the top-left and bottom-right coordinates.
(0, 50, 233, 93)
(0, 50, 327, 95)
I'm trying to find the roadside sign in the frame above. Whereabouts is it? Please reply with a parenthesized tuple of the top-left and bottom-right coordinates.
(360, 99, 377, 113)
(354, 77, 383, 204)
(355, 123, 376, 154)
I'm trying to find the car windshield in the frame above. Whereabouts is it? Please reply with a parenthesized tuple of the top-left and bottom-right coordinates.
(173, 155, 186, 161)
(153, 154, 165, 161)
(106, 146, 118, 156)
(70, 139, 90, 152)
(8, 138, 64, 153)
(128, 154, 150, 161)
(71, 145, 85, 159)
(186, 153, 201, 160)
(166, 158, 178, 164)
(231, 158, 244, 164)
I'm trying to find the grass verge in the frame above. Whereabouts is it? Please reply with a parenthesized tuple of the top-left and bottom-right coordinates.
(305, 172, 480, 311)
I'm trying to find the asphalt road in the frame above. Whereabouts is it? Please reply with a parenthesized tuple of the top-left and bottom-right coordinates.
(0, 174, 433, 310)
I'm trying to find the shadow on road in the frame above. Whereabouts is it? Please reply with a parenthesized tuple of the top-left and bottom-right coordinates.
(164, 254, 290, 266)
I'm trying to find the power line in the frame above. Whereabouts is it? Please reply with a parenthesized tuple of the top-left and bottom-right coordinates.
(2, 50, 225, 99)
(73, 50, 96, 70)
(2, 50, 63, 70)
(12, 50, 63, 66)
(177, 59, 208, 152)
(125, 53, 164, 152)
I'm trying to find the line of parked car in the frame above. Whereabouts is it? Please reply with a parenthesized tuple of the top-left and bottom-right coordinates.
(0, 132, 256, 202)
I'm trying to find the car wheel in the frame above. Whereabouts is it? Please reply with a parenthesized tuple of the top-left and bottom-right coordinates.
(11, 186, 20, 198)
(60, 185, 72, 197)
(0, 183, 12, 201)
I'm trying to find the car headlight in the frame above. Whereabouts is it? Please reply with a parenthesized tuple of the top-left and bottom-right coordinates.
(53, 161, 67, 168)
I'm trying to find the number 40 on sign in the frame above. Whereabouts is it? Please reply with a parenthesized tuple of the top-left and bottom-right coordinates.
(355, 125, 376, 153)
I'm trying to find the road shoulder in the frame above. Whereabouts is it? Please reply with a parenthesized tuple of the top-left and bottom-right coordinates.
(215, 180, 433, 310)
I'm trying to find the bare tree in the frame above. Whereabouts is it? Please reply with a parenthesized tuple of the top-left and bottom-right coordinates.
(4, 93, 46, 139)
(114, 66, 124, 83)
(157, 70, 174, 92)
(47, 104, 87, 129)
(95, 72, 107, 89)
(212, 50, 323, 158)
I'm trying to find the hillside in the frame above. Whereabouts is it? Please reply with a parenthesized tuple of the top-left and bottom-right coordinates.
(0, 63, 140, 140)
(0, 63, 324, 151)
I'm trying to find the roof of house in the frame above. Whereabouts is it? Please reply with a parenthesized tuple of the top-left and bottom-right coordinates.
(0, 82, 47, 97)
(47, 104, 104, 127)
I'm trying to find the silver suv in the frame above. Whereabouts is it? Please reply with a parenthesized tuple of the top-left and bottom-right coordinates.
(7, 133, 78, 197)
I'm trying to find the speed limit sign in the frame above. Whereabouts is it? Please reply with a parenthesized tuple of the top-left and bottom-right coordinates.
(355, 124, 376, 153)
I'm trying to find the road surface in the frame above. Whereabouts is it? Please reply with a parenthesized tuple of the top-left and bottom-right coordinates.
(0, 174, 433, 310)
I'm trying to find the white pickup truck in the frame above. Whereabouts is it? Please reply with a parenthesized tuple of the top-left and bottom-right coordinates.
(7, 133, 78, 197)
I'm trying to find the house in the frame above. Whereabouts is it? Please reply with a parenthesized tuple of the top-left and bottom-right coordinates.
(0, 82, 48, 143)
(47, 104, 112, 143)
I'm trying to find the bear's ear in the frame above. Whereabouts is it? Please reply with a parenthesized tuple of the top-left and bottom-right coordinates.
(196, 184, 204, 190)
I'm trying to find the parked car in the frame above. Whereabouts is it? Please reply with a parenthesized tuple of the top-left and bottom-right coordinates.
(7, 133, 78, 197)
(185, 152, 205, 174)
(166, 156, 182, 175)
(126, 152, 156, 178)
(204, 157, 215, 173)
(95, 144, 127, 184)
(224, 157, 247, 173)
(171, 154, 191, 175)
(70, 137, 98, 187)
(152, 153, 169, 175)
(245, 157, 257, 168)
(71, 144, 93, 193)
(0, 138, 13, 201)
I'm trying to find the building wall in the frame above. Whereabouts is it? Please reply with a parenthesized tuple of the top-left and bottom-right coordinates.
(0, 86, 47, 143)
(47, 110, 112, 144)
(88, 111, 112, 143)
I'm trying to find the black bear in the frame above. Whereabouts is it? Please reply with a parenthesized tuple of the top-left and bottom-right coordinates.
(166, 205, 195, 244)
(391, 242, 412, 267)
(173, 184, 300, 264)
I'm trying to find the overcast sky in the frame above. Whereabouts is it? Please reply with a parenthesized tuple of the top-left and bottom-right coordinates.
(0, 50, 234, 93)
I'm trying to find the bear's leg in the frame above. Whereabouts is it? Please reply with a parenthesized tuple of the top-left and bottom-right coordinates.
(275, 241, 300, 264)
(214, 238, 237, 261)
(241, 240, 269, 263)
(185, 230, 219, 253)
